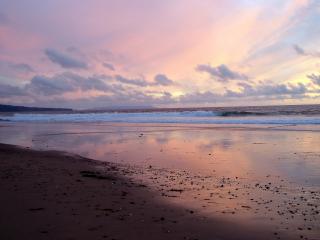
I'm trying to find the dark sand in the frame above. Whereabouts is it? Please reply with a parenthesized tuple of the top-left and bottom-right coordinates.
(0, 143, 302, 240)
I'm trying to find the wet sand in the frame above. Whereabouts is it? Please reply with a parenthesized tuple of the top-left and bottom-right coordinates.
(0, 143, 319, 240)
(0, 143, 274, 240)
(0, 122, 320, 240)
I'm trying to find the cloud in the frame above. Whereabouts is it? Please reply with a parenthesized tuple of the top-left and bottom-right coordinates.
(196, 64, 248, 82)
(44, 48, 88, 69)
(114, 75, 149, 87)
(0, 84, 25, 97)
(0, 61, 34, 75)
(0, 69, 317, 108)
(179, 91, 221, 104)
(102, 62, 115, 71)
(0, 72, 175, 107)
(25, 72, 110, 95)
(293, 44, 306, 55)
(154, 74, 174, 86)
(293, 44, 320, 58)
(230, 82, 308, 98)
(26, 76, 65, 95)
(114, 74, 174, 87)
(33, 89, 176, 109)
(180, 82, 311, 104)
(10, 63, 34, 73)
(307, 74, 320, 85)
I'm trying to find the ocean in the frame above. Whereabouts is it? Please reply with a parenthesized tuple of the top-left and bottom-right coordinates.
(1, 104, 320, 125)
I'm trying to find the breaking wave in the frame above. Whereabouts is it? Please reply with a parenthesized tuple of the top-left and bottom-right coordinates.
(1, 110, 320, 125)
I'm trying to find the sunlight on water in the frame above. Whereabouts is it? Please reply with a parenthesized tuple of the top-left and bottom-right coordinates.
(0, 122, 319, 185)
(0, 122, 319, 239)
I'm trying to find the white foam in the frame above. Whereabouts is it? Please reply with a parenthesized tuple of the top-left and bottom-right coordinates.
(2, 111, 320, 125)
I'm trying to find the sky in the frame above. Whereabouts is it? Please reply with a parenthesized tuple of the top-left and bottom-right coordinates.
(0, 0, 319, 109)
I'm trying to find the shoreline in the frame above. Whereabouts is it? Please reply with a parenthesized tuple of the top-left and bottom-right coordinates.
(0, 143, 302, 240)
(2, 121, 320, 131)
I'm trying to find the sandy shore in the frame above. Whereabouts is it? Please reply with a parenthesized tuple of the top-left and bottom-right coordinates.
(0, 143, 304, 240)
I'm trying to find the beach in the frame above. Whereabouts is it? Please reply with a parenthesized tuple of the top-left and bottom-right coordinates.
(0, 122, 319, 240)
(0, 143, 282, 240)
(1, 0, 319, 238)
(0, 0, 320, 236)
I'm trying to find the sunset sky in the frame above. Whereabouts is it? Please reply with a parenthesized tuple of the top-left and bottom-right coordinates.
(0, 0, 319, 108)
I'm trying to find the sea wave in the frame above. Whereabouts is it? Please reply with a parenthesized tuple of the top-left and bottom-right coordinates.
(217, 111, 268, 117)
(1, 111, 320, 125)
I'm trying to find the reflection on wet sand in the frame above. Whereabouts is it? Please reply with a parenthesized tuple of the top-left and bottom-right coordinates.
(126, 164, 320, 240)
(0, 122, 319, 239)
